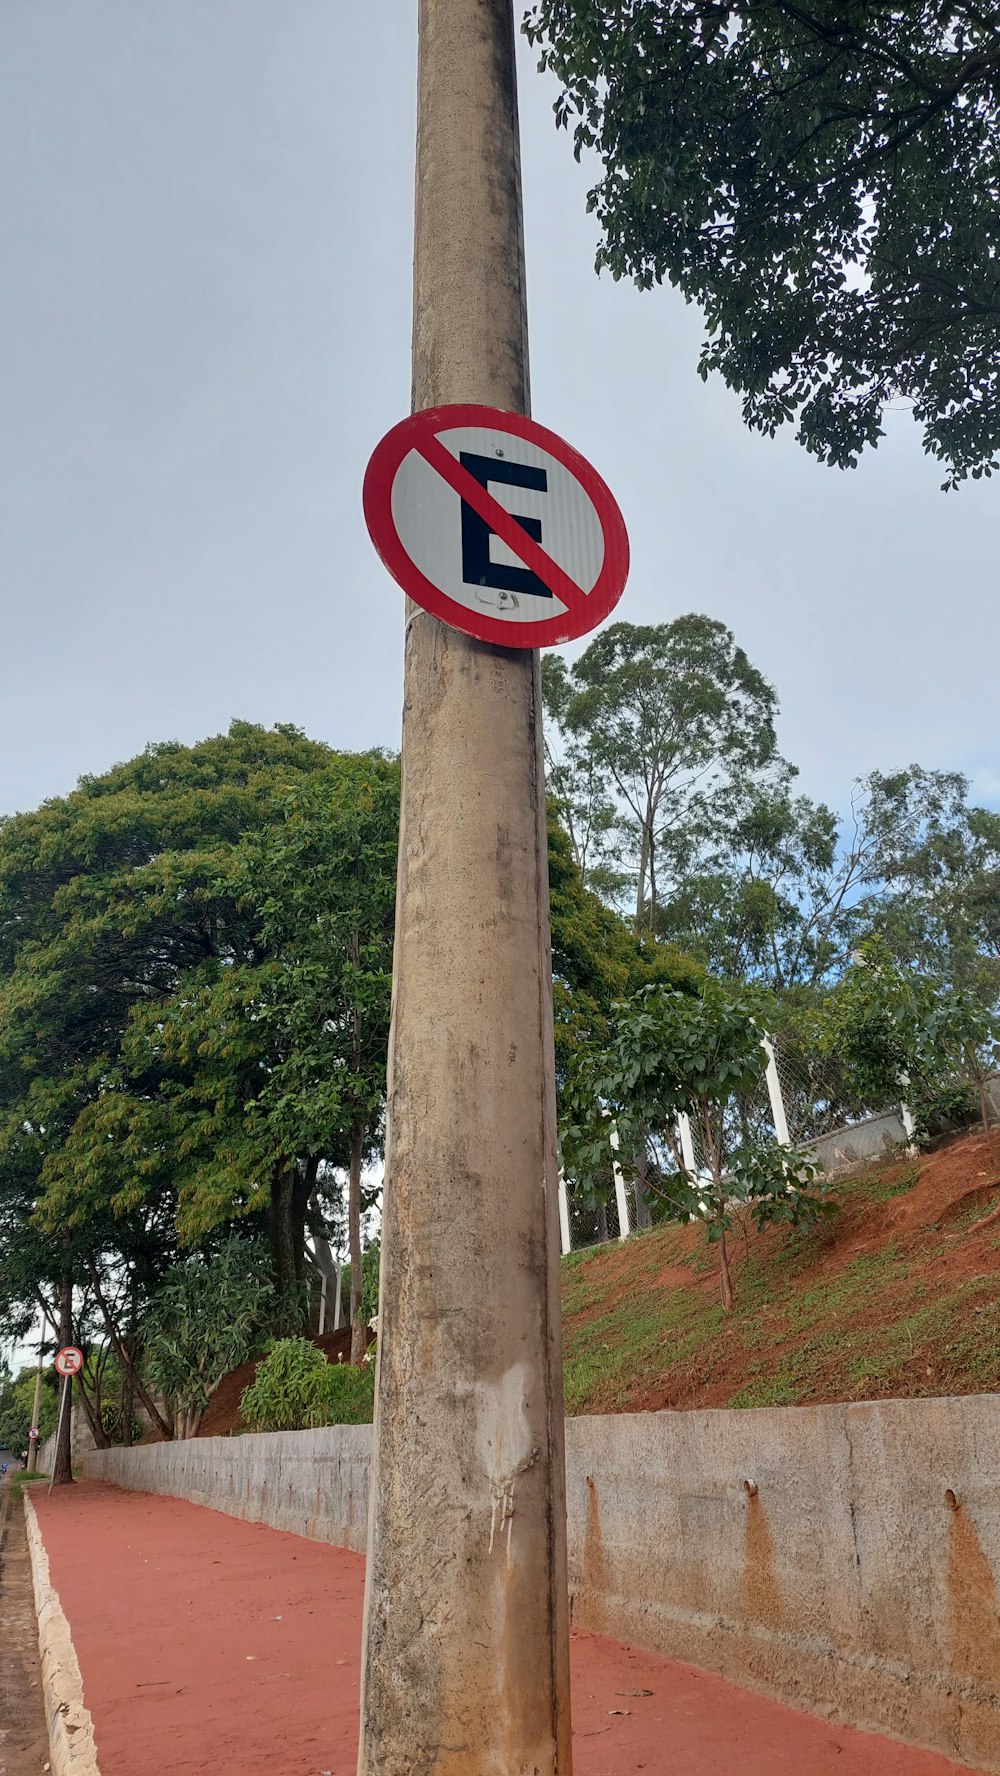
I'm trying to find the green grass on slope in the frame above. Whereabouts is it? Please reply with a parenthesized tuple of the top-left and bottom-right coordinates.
(560, 1161, 1000, 1414)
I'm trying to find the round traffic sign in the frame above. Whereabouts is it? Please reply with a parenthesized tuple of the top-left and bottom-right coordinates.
(54, 1346, 84, 1378)
(363, 404, 629, 648)
(28, 1427, 40, 1440)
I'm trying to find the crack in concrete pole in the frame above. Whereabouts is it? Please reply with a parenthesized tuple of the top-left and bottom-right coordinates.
(356, 2, 573, 1773)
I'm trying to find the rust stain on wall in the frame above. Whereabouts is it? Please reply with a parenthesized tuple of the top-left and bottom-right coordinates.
(948, 1504, 1000, 1687)
(582, 1475, 609, 1600)
(739, 1494, 786, 1631)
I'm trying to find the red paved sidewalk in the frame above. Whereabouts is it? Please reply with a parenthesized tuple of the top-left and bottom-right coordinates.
(32, 1483, 980, 1776)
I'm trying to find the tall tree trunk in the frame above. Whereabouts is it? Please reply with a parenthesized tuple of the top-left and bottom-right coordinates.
(349, 1118, 366, 1366)
(635, 818, 650, 928)
(122, 1356, 135, 1447)
(718, 1220, 734, 1314)
(971, 1050, 999, 1169)
(632, 1143, 654, 1231)
(291, 1158, 318, 1291)
(87, 1263, 173, 1439)
(73, 1366, 111, 1450)
(268, 1161, 300, 1318)
(51, 1272, 74, 1486)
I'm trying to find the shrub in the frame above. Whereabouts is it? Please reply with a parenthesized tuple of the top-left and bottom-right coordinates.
(307, 1360, 375, 1428)
(143, 1236, 279, 1438)
(241, 1338, 375, 1432)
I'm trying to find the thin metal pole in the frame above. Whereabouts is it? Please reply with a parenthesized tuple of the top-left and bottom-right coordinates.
(48, 1376, 71, 1496)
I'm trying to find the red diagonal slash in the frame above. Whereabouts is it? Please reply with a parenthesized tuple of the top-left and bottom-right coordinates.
(416, 431, 588, 616)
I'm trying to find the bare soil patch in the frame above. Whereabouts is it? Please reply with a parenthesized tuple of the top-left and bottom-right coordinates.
(561, 1128, 1000, 1416)
(0, 1493, 49, 1776)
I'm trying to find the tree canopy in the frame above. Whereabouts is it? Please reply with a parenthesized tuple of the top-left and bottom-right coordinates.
(543, 616, 779, 929)
(526, 1, 1000, 486)
(1, 719, 691, 1418)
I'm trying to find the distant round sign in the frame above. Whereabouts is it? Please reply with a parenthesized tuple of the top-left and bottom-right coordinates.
(363, 404, 629, 648)
(54, 1346, 84, 1378)
(28, 1427, 40, 1440)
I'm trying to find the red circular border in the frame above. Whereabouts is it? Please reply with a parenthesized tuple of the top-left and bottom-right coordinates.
(55, 1345, 84, 1376)
(363, 404, 629, 649)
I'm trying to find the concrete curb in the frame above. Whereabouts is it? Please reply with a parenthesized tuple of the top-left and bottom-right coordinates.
(23, 1494, 101, 1776)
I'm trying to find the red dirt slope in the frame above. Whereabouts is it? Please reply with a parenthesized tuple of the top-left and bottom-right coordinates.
(561, 1127, 1000, 1416)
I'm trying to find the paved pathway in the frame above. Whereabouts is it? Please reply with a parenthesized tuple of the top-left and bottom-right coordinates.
(32, 1483, 982, 1776)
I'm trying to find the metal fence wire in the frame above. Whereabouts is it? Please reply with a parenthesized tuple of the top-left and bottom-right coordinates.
(768, 1034, 873, 1145)
(559, 1033, 919, 1255)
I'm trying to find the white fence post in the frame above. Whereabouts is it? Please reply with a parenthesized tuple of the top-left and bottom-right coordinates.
(557, 1170, 571, 1256)
(899, 1101, 918, 1156)
(897, 1072, 919, 1157)
(608, 1124, 631, 1241)
(762, 1035, 791, 1147)
(676, 1112, 696, 1175)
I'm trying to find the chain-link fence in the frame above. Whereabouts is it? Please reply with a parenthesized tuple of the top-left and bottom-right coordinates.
(558, 1034, 937, 1255)
(768, 1034, 873, 1145)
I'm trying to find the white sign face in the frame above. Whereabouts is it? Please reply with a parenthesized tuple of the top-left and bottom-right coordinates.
(364, 405, 629, 649)
(392, 424, 606, 623)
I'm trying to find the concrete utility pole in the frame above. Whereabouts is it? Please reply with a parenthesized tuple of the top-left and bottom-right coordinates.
(358, 2, 572, 1772)
(25, 1352, 44, 1473)
(51, 1273, 74, 1487)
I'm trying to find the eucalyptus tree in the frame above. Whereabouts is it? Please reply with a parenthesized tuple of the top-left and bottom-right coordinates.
(543, 616, 780, 931)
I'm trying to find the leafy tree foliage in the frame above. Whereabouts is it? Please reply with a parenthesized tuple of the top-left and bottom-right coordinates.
(249, 756, 397, 1362)
(240, 1337, 374, 1432)
(3, 720, 687, 1417)
(0, 722, 335, 1333)
(547, 807, 703, 1067)
(143, 1237, 279, 1438)
(545, 621, 1000, 1042)
(860, 770, 1000, 1003)
(655, 764, 1000, 998)
(822, 938, 1000, 1149)
(543, 617, 779, 929)
(561, 978, 826, 1308)
(526, 0, 1000, 486)
(0, 1364, 56, 1451)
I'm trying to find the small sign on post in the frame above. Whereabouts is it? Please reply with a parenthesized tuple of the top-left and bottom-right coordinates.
(364, 404, 629, 648)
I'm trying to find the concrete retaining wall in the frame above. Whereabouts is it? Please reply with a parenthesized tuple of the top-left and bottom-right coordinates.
(81, 1394, 1000, 1772)
(81, 1424, 373, 1552)
(806, 1109, 911, 1175)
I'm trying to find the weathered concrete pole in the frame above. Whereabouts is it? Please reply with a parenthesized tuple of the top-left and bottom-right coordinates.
(357, 2, 573, 1773)
(25, 1353, 43, 1473)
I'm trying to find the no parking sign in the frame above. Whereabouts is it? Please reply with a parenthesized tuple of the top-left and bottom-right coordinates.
(363, 405, 629, 648)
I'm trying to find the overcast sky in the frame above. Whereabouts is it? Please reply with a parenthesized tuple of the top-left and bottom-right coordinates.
(2, 1, 998, 829)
